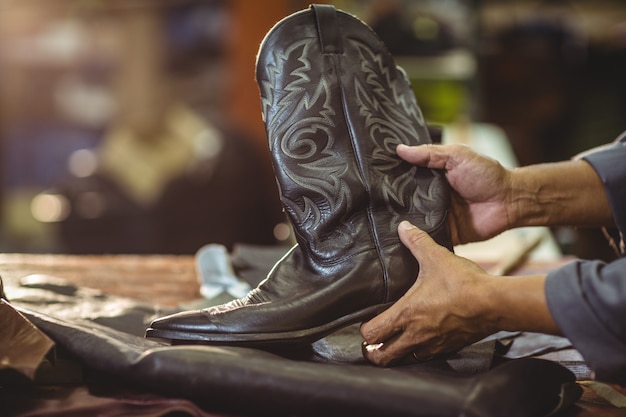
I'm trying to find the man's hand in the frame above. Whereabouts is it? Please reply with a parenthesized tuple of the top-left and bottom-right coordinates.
(360, 221, 496, 366)
(398, 143, 614, 239)
(360, 221, 560, 366)
(397, 143, 513, 245)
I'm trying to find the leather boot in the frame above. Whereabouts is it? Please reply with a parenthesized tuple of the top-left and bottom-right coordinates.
(146, 4, 452, 347)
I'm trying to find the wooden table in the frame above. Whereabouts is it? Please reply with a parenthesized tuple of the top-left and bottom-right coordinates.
(0, 253, 624, 417)
(0, 253, 199, 308)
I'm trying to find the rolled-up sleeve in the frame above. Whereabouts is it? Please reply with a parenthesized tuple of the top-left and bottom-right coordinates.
(545, 133, 626, 384)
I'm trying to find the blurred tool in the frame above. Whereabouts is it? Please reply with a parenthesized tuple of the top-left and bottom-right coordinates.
(195, 244, 251, 299)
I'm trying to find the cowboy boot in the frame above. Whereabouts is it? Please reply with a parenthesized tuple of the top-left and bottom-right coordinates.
(146, 4, 452, 347)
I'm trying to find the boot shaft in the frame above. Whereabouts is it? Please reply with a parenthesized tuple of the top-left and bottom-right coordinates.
(257, 5, 450, 254)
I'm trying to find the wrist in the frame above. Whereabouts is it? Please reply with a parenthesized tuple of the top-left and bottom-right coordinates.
(481, 274, 560, 335)
(466, 274, 505, 335)
(506, 166, 549, 229)
(506, 160, 612, 228)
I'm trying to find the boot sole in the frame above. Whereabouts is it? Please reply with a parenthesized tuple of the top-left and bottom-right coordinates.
(145, 302, 392, 348)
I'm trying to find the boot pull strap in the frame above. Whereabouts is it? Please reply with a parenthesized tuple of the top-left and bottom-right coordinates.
(311, 4, 343, 54)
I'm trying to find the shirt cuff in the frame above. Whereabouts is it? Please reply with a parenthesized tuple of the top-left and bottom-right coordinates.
(580, 136, 626, 240)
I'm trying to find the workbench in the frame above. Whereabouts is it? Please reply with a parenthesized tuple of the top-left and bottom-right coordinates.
(0, 253, 624, 417)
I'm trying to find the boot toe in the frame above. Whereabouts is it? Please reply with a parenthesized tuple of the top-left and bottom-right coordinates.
(147, 310, 214, 335)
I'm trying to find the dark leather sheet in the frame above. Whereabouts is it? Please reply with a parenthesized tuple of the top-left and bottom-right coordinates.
(17, 306, 581, 417)
(0, 273, 580, 417)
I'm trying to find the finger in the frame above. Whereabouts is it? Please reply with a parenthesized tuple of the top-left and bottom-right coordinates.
(361, 223, 432, 353)
(396, 143, 468, 170)
(361, 274, 429, 365)
(362, 322, 425, 366)
(362, 222, 446, 365)
(360, 302, 402, 347)
(361, 334, 401, 366)
(397, 220, 440, 263)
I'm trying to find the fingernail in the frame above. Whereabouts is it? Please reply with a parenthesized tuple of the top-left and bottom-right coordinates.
(399, 220, 416, 231)
(362, 342, 384, 352)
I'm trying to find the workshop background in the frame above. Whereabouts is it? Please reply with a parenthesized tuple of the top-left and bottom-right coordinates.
(0, 0, 623, 260)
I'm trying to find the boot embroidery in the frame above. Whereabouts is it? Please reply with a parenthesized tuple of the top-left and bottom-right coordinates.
(349, 38, 446, 230)
(259, 36, 359, 251)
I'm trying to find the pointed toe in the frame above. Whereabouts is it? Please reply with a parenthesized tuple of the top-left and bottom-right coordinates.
(147, 310, 213, 338)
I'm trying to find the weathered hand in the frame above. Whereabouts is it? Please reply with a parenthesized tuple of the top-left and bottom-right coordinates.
(397, 143, 512, 245)
(360, 221, 498, 366)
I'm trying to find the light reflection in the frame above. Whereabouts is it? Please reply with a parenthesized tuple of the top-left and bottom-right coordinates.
(273, 222, 292, 242)
(67, 148, 98, 177)
(31, 193, 70, 223)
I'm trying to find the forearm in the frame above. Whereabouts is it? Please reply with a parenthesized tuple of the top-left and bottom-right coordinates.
(507, 159, 613, 229)
(481, 274, 561, 335)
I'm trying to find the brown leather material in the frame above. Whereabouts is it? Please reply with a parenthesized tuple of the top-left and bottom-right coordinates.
(0, 299, 55, 380)
(22, 305, 581, 417)
(314, 4, 343, 54)
(146, 4, 452, 347)
(2, 385, 218, 417)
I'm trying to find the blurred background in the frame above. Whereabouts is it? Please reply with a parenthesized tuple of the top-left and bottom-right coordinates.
(0, 0, 623, 260)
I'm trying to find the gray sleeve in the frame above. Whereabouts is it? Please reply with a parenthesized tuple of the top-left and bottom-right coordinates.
(545, 133, 626, 384)
(546, 259, 626, 384)
(579, 132, 626, 240)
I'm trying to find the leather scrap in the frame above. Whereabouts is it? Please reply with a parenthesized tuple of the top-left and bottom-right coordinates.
(502, 332, 573, 359)
(1, 385, 220, 417)
(10, 274, 173, 338)
(0, 299, 55, 380)
(580, 381, 626, 408)
(2, 265, 583, 416)
(16, 305, 581, 417)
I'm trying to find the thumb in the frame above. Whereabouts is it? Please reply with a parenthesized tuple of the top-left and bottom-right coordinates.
(396, 143, 459, 170)
(397, 221, 439, 263)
